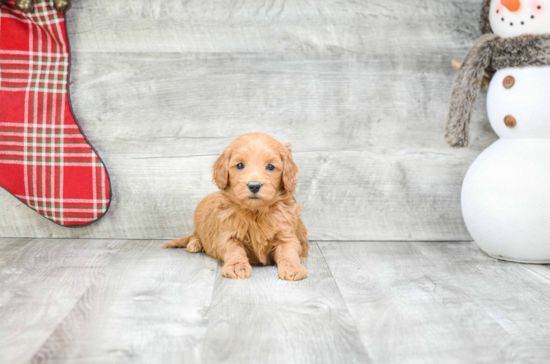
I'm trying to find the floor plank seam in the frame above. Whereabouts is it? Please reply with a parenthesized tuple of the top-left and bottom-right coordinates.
(198, 260, 222, 364)
(0, 237, 174, 242)
(520, 265, 550, 283)
(27, 240, 130, 363)
(315, 242, 373, 361)
(413, 242, 549, 341)
(513, 267, 550, 300)
(0, 237, 476, 243)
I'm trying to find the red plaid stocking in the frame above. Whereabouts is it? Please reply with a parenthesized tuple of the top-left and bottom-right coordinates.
(0, 0, 111, 226)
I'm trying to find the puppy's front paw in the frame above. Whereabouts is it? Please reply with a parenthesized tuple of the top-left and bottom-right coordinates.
(277, 261, 307, 281)
(186, 239, 203, 253)
(222, 262, 252, 279)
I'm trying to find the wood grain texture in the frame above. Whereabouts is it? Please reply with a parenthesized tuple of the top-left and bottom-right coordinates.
(319, 241, 550, 364)
(29, 240, 218, 364)
(0, 238, 124, 364)
(3, 239, 550, 363)
(0, 0, 496, 240)
(201, 242, 370, 363)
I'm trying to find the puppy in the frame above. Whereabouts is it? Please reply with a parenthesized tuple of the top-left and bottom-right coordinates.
(162, 133, 310, 281)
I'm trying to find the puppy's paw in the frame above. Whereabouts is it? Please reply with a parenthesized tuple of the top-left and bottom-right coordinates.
(277, 261, 307, 281)
(222, 262, 252, 279)
(186, 239, 203, 253)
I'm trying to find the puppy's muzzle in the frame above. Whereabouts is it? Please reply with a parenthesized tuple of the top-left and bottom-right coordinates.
(247, 181, 262, 194)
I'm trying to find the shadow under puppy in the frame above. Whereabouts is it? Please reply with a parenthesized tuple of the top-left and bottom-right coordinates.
(162, 133, 310, 281)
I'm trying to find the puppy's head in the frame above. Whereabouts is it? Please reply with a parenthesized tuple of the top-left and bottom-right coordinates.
(213, 133, 298, 209)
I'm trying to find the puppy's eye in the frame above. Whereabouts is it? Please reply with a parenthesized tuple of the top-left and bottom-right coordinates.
(266, 164, 275, 171)
(236, 163, 245, 170)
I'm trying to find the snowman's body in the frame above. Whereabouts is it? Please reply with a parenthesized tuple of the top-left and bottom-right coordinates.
(458, 0, 550, 262)
(462, 66, 550, 262)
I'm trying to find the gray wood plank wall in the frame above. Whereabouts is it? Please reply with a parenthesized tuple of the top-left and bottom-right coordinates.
(0, 0, 496, 240)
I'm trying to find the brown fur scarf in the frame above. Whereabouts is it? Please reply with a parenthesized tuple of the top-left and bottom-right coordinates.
(445, 33, 550, 148)
(480, 0, 493, 35)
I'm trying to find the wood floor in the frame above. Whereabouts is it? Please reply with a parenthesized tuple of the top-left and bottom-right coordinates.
(1, 239, 549, 364)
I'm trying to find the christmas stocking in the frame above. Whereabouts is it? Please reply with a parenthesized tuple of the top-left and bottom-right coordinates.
(0, 0, 111, 226)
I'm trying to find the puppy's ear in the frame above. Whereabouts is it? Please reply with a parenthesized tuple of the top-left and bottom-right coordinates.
(281, 143, 299, 193)
(213, 149, 230, 190)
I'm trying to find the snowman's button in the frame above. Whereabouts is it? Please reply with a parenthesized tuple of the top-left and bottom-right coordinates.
(503, 76, 515, 89)
(504, 115, 516, 128)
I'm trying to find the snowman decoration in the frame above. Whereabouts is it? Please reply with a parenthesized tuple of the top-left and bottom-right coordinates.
(445, 0, 550, 263)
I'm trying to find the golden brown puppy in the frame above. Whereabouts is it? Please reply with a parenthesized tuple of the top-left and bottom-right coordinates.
(162, 133, 309, 281)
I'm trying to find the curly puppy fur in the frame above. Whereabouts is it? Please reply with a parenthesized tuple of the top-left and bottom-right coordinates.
(163, 133, 309, 281)
(445, 0, 550, 148)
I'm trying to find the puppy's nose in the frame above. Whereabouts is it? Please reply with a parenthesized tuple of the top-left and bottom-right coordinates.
(247, 181, 262, 194)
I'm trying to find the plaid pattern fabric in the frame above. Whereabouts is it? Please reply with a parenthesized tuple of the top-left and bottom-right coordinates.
(0, 0, 111, 226)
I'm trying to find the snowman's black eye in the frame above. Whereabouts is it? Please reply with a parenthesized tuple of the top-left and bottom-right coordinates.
(532, 15, 535, 18)
(538, 6, 541, 9)
(497, 10, 499, 13)
(266, 164, 275, 171)
(237, 163, 244, 170)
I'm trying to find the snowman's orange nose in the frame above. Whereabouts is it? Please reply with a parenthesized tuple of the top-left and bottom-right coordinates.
(501, 0, 521, 12)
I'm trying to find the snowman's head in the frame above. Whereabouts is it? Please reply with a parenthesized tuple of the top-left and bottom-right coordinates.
(487, 0, 550, 37)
